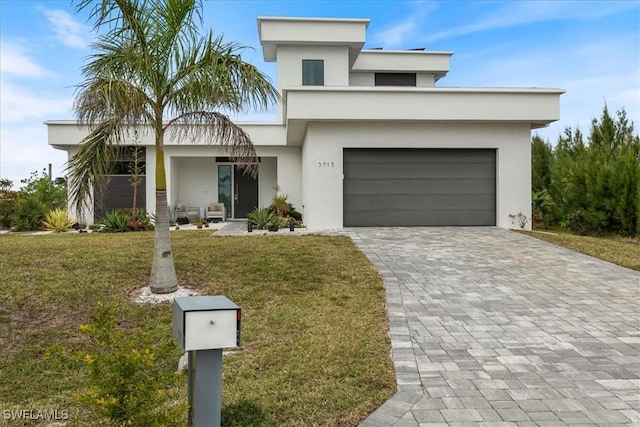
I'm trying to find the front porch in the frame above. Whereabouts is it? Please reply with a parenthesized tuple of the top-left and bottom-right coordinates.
(167, 156, 278, 221)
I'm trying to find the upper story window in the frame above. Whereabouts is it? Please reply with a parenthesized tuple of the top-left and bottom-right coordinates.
(302, 60, 324, 86)
(375, 73, 417, 87)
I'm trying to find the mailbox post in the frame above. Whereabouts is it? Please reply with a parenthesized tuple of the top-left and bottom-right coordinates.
(173, 296, 241, 427)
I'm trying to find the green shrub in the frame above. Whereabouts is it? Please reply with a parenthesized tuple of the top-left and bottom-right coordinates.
(79, 302, 186, 426)
(247, 207, 275, 230)
(101, 211, 130, 233)
(19, 169, 67, 211)
(560, 209, 590, 235)
(270, 194, 290, 217)
(268, 194, 302, 222)
(43, 209, 75, 232)
(10, 197, 46, 231)
(121, 208, 154, 231)
(0, 179, 16, 228)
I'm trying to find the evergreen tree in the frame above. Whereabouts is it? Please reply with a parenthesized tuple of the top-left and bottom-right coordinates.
(531, 135, 553, 192)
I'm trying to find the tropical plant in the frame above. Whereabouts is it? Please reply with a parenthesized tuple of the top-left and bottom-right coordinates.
(10, 197, 47, 231)
(43, 209, 75, 233)
(508, 212, 529, 229)
(247, 207, 275, 230)
(120, 208, 154, 231)
(270, 194, 290, 217)
(101, 211, 131, 233)
(68, 0, 278, 293)
(128, 142, 144, 225)
(268, 194, 303, 222)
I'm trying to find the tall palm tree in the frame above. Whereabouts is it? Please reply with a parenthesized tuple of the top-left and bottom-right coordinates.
(68, 0, 278, 293)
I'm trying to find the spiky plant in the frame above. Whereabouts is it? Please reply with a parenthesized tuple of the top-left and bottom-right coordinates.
(68, 0, 278, 293)
(43, 209, 75, 233)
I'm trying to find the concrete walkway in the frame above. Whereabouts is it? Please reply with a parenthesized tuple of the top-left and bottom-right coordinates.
(349, 227, 640, 426)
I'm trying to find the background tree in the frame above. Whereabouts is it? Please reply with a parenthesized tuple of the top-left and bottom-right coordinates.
(532, 105, 639, 235)
(69, 0, 278, 293)
(531, 135, 552, 192)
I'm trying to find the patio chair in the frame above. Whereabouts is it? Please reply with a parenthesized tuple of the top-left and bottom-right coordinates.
(206, 203, 226, 223)
(176, 203, 199, 224)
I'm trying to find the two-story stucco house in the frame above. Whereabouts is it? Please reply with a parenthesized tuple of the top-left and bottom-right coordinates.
(47, 16, 564, 230)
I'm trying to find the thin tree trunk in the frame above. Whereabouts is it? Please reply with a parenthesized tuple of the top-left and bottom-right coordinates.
(150, 190, 178, 293)
(131, 175, 138, 223)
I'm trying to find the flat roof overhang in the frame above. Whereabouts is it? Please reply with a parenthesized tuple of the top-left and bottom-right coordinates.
(258, 17, 369, 63)
(283, 86, 564, 145)
(45, 121, 287, 147)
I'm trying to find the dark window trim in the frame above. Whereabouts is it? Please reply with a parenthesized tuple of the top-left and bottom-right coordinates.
(302, 59, 324, 86)
(375, 72, 417, 87)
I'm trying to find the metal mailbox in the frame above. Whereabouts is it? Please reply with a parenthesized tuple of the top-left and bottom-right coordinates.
(173, 296, 241, 351)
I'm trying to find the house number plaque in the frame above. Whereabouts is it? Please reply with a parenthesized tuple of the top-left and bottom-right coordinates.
(318, 162, 335, 168)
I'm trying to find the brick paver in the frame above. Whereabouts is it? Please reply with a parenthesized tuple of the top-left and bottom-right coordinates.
(351, 227, 640, 426)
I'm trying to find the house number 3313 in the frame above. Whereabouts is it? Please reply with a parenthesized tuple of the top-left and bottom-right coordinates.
(318, 162, 334, 168)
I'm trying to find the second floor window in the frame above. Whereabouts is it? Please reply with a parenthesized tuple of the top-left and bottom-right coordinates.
(302, 59, 324, 86)
(375, 73, 417, 87)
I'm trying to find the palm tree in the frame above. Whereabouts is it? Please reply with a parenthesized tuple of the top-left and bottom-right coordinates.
(68, 0, 278, 293)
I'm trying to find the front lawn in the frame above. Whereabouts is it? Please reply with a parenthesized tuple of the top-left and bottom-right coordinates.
(519, 230, 640, 272)
(0, 232, 395, 426)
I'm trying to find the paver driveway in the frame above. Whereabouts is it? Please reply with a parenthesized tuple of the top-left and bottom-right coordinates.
(349, 227, 640, 427)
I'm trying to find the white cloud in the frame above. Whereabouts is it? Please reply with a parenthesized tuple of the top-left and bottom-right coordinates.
(41, 8, 90, 49)
(0, 78, 73, 123)
(422, 1, 638, 43)
(372, 2, 438, 48)
(0, 124, 68, 186)
(0, 39, 49, 78)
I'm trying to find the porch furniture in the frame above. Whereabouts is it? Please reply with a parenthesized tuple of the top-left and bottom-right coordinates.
(206, 203, 226, 223)
(176, 203, 199, 223)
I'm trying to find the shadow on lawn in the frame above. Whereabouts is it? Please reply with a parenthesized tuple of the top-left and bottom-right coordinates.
(222, 399, 275, 426)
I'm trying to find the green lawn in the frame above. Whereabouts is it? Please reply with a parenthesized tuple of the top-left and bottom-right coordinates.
(0, 232, 395, 426)
(519, 230, 640, 272)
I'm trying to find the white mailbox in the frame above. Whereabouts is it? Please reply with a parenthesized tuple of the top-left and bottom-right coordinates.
(173, 296, 241, 351)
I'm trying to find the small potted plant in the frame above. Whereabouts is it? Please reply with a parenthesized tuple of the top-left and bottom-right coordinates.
(193, 217, 204, 229)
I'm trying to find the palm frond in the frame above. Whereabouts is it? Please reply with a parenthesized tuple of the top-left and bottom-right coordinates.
(66, 119, 127, 212)
(74, 77, 152, 126)
(166, 111, 259, 177)
(165, 31, 280, 116)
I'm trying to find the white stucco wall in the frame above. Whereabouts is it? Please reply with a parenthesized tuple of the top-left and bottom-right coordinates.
(275, 45, 350, 119)
(301, 121, 532, 230)
(253, 146, 302, 211)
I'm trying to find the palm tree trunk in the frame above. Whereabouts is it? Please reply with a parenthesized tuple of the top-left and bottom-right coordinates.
(149, 135, 178, 293)
(150, 190, 179, 293)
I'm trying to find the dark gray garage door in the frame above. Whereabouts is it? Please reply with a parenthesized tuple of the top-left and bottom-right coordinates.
(343, 148, 496, 226)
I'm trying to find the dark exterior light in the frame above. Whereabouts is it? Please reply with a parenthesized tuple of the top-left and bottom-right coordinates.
(289, 218, 295, 232)
(247, 222, 253, 233)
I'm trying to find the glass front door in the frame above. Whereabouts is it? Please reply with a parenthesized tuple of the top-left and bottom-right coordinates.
(218, 165, 258, 219)
(218, 165, 232, 219)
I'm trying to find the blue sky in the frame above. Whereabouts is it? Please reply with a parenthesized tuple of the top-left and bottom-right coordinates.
(1, 0, 638, 188)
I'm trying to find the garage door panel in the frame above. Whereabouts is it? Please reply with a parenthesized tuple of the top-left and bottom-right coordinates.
(344, 194, 496, 211)
(345, 208, 495, 227)
(343, 148, 496, 226)
(345, 162, 495, 180)
(344, 149, 494, 164)
(345, 178, 495, 195)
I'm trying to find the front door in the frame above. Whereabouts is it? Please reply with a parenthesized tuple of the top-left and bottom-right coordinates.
(233, 167, 258, 218)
